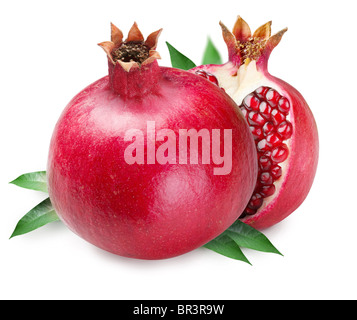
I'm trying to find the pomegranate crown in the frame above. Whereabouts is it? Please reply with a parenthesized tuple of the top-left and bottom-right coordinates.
(220, 16, 288, 67)
(98, 22, 162, 72)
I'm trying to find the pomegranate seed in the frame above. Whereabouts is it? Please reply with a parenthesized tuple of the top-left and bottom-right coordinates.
(255, 86, 269, 99)
(195, 70, 219, 86)
(244, 94, 260, 111)
(262, 121, 275, 135)
(248, 111, 266, 126)
(259, 156, 272, 171)
(248, 193, 263, 210)
(260, 172, 273, 185)
(257, 139, 271, 153)
(259, 101, 272, 119)
(195, 70, 208, 79)
(271, 144, 289, 163)
(260, 184, 276, 198)
(207, 73, 219, 86)
(271, 164, 282, 180)
(244, 207, 257, 216)
(271, 109, 286, 125)
(277, 120, 293, 140)
(278, 97, 290, 114)
(264, 150, 272, 158)
(266, 89, 281, 106)
(266, 133, 283, 148)
(250, 126, 264, 140)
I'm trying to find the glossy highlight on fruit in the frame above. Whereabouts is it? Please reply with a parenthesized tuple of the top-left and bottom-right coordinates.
(47, 23, 257, 259)
(191, 16, 319, 229)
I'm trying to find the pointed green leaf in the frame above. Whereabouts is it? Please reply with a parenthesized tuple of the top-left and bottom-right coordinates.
(203, 234, 251, 265)
(10, 198, 59, 238)
(10, 171, 48, 193)
(226, 220, 282, 255)
(202, 37, 222, 65)
(166, 42, 196, 70)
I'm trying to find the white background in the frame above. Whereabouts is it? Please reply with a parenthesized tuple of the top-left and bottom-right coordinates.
(1, 0, 356, 300)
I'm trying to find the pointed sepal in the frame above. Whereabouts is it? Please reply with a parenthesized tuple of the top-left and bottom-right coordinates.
(145, 28, 163, 50)
(219, 21, 241, 66)
(264, 27, 288, 54)
(253, 21, 272, 40)
(111, 22, 123, 46)
(98, 41, 115, 64)
(232, 16, 252, 42)
(126, 22, 145, 42)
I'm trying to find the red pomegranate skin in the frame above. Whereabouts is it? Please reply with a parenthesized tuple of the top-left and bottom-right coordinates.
(47, 58, 257, 259)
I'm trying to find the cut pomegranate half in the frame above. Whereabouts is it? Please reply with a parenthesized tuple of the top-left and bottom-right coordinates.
(190, 16, 319, 229)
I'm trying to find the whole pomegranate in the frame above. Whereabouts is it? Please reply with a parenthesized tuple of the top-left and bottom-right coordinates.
(191, 16, 319, 229)
(47, 22, 257, 259)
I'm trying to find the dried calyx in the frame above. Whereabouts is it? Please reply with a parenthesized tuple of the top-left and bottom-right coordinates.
(220, 16, 287, 66)
(98, 22, 162, 71)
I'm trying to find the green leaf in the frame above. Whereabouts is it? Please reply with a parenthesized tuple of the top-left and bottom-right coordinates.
(10, 198, 59, 238)
(10, 171, 48, 193)
(204, 220, 282, 263)
(203, 234, 251, 265)
(202, 37, 222, 65)
(226, 220, 282, 255)
(166, 42, 196, 70)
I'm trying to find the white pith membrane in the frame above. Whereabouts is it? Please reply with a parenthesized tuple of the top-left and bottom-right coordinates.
(206, 61, 292, 218)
